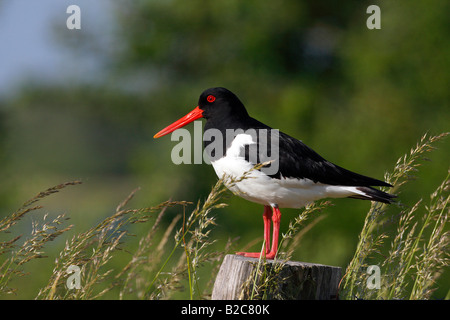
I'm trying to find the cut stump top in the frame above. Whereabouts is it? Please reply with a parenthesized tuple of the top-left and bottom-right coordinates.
(212, 254, 341, 300)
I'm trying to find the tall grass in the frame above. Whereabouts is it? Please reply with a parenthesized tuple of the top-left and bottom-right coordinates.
(0, 169, 242, 299)
(0, 133, 448, 299)
(340, 132, 449, 299)
(0, 181, 81, 295)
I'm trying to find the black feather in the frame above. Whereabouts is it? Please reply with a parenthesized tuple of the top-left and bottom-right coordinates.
(348, 187, 396, 204)
(228, 117, 392, 188)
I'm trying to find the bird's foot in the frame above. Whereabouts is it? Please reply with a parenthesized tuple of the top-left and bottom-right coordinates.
(235, 251, 276, 259)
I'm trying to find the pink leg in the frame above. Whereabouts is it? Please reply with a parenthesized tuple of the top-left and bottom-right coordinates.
(236, 205, 280, 259)
(263, 206, 272, 254)
(265, 206, 281, 259)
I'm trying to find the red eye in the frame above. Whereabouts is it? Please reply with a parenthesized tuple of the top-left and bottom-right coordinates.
(207, 95, 216, 103)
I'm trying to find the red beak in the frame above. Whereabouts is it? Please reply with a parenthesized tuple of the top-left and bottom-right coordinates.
(153, 106, 204, 138)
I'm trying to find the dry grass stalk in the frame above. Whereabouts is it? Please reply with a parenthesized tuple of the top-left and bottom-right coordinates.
(0, 181, 81, 295)
(145, 174, 234, 300)
(340, 132, 449, 299)
(36, 186, 188, 299)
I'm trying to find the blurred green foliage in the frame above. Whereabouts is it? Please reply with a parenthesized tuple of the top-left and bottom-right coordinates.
(0, 0, 448, 298)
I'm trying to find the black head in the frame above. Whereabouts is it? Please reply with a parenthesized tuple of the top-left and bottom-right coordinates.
(198, 87, 249, 121)
(154, 87, 250, 139)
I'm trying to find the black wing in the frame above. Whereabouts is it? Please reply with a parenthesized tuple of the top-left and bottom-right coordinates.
(239, 118, 391, 187)
(271, 131, 391, 187)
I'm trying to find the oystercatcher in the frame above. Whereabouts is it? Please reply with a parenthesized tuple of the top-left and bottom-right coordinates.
(154, 87, 395, 259)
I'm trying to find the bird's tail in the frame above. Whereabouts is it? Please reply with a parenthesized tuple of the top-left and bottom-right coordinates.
(348, 186, 396, 204)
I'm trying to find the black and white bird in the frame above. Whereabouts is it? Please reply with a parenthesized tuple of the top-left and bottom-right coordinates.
(154, 87, 395, 259)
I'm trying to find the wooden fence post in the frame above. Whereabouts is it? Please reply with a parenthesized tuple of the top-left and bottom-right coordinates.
(212, 254, 341, 300)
